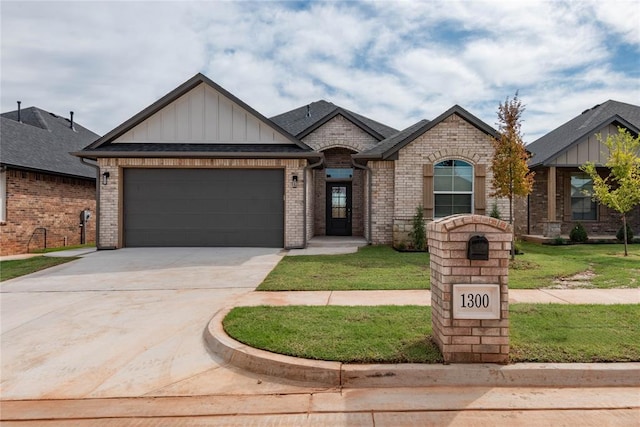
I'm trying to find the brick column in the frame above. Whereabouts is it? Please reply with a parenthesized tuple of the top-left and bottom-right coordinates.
(427, 214, 511, 364)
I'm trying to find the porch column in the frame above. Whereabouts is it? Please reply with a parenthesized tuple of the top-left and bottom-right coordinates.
(543, 166, 561, 237)
(547, 166, 556, 221)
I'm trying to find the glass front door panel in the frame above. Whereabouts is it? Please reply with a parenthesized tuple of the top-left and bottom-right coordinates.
(326, 183, 352, 236)
(332, 186, 347, 219)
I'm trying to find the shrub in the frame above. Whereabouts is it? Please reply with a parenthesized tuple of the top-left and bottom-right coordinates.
(489, 201, 501, 220)
(569, 223, 588, 243)
(409, 205, 427, 251)
(616, 223, 634, 243)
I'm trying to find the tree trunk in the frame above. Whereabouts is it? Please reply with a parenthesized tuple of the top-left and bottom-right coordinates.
(509, 196, 515, 260)
(623, 214, 628, 257)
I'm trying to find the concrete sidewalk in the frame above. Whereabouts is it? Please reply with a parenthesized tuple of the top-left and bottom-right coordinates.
(237, 288, 640, 306)
(3, 387, 638, 426)
(0, 247, 96, 261)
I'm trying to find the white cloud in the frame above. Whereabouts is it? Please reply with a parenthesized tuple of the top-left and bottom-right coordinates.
(1, 0, 638, 142)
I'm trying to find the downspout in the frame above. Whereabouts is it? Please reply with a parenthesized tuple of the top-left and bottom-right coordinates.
(352, 158, 372, 244)
(80, 158, 102, 249)
(302, 156, 324, 248)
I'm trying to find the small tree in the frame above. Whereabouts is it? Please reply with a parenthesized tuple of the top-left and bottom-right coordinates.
(409, 205, 427, 251)
(491, 93, 534, 259)
(580, 127, 640, 256)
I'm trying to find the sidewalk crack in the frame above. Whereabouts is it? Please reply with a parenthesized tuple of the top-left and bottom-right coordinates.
(539, 289, 572, 304)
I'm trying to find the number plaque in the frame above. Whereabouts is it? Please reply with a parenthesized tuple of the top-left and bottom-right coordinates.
(452, 284, 500, 319)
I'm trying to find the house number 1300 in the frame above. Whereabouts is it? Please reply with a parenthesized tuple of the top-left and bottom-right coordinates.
(460, 293, 490, 309)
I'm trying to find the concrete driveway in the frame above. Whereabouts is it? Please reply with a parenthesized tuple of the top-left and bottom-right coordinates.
(1, 248, 323, 400)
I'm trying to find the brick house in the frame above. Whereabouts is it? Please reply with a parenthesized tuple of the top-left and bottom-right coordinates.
(76, 73, 507, 249)
(524, 100, 640, 238)
(1, 106, 99, 255)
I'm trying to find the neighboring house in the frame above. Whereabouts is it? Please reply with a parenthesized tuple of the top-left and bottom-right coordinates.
(76, 73, 508, 249)
(1, 106, 99, 255)
(525, 100, 640, 238)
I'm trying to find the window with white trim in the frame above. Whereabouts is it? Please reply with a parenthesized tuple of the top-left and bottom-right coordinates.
(434, 160, 473, 218)
(571, 172, 597, 220)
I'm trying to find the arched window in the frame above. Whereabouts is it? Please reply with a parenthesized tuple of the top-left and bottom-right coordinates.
(434, 160, 473, 217)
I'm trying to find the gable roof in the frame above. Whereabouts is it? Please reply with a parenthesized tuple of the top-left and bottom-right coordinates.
(1, 106, 100, 179)
(528, 100, 640, 167)
(78, 73, 315, 159)
(270, 100, 398, 141)
(354, 105, 497, 160)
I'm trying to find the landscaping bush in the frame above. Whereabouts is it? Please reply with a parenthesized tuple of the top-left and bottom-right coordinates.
(489, 201, 501, 220)
(408, 205, 427, 251)
(569, 223, 588, 243)
(616, 223, 634, 243)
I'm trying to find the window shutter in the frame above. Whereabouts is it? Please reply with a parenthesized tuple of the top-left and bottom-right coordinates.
(423, 164, 434, 219)
(474, 164, 486, 215)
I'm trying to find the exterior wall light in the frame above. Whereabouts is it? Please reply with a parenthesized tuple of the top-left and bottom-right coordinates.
(102, 171, 110, 186)
(292, 174, 298, 188)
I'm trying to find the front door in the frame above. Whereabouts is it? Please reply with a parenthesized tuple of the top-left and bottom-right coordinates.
(326, 183, 352, 236)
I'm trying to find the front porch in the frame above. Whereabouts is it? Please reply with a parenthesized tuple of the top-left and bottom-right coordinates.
(287, 236, 368, 256)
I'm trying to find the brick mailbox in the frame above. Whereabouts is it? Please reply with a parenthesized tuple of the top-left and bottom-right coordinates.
(427, 214, 511, 364)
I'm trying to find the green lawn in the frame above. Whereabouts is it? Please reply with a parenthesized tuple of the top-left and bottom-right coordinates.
(259, 245, 430, 291)
(258, 242, 639, 291)
(0, 256, 78, 281)
(223, 304, 640, 363)
(510, 241, 640, 288)
(510, 304, 639, 362)
(224, 305, 441, 363)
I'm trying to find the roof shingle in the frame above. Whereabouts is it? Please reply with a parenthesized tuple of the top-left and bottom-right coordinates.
(270, 100, 398, 140)
(1, 107, 100, 179)
(527, 100, 640, 167)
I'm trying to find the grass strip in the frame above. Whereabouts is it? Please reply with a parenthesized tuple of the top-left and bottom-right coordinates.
(259, 245, 430, 291)
(223, 304, 640, 363)
(510, 304, 640, 362)
(0, 256, 78, 281)
(224, 305, 442, 363)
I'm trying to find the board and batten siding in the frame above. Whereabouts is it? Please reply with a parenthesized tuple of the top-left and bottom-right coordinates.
(114, 83, 289, 144)
(549, 124, 619, 166)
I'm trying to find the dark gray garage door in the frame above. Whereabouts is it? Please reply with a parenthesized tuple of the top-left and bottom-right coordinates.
(124, 169, 284, 247)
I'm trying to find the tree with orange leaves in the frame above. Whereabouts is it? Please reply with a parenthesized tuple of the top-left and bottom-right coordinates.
(491, 93, 534, 259)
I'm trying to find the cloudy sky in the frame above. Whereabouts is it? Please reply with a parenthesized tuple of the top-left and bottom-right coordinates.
(1, 0, 638, 142)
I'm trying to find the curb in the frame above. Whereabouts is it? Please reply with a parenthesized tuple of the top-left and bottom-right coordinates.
(205, 308, 640, 388)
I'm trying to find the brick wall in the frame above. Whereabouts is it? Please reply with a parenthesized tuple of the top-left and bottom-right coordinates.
(370, 161, 395, 244)
(528, 166, 640, 236)
(0, 168, 96, 255)
(302, 114, 380, 153)
(427, 215, 511, 364)
(392, 114, 508, 247)
(97, 158, 306, 249)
